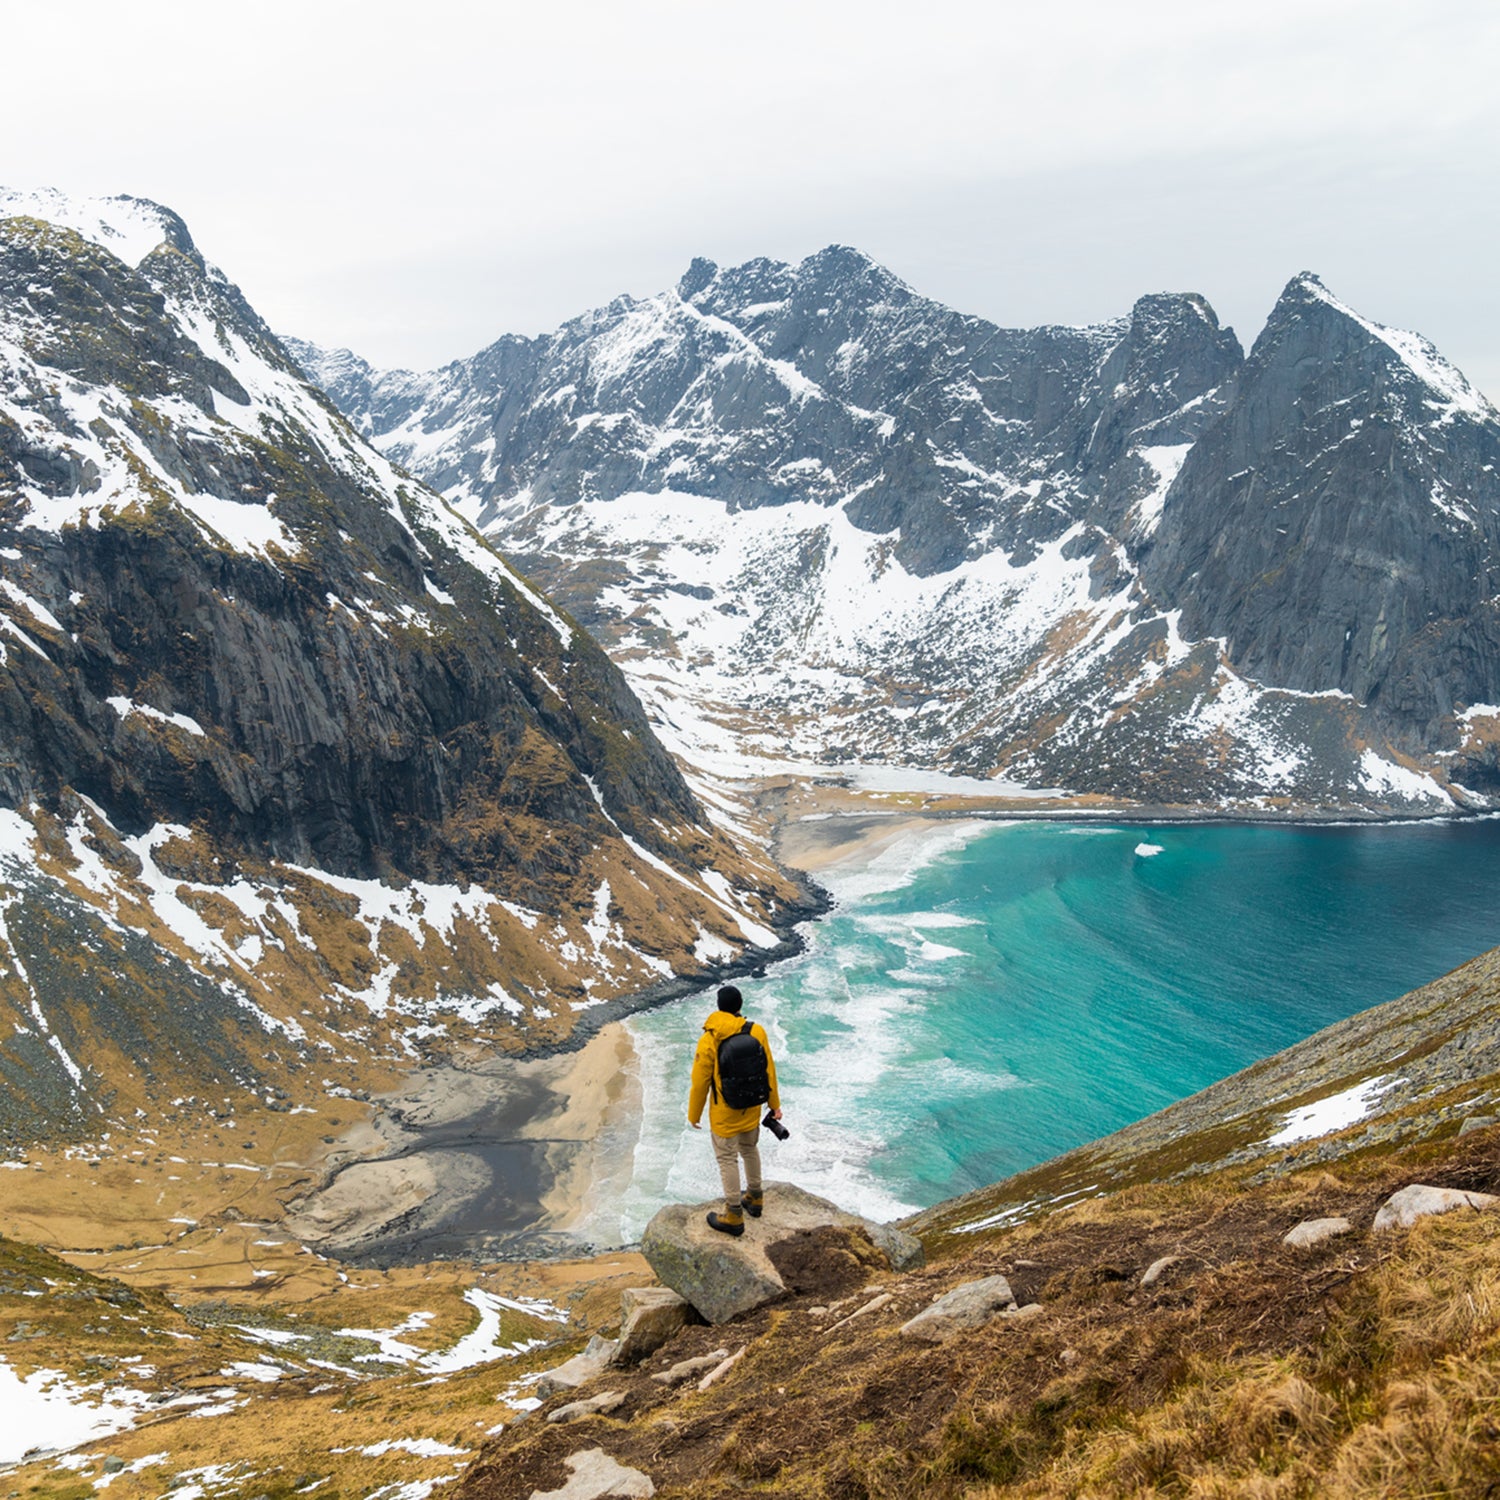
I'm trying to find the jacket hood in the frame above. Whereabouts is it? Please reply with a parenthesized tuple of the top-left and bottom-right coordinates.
(702, 1008, 751, 1044)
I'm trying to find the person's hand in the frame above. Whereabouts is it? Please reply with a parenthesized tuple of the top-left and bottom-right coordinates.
(688, 1117, 702, 1130)
(772, 1109, 783, 1121)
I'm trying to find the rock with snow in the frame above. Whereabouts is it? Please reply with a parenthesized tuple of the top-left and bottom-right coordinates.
(1372, 1184, 1500, 1232)
(898, 1274, 1016, 1343)
(527, 1447, 654, 1499)
(1282, 1216, 1355, 1248)
(610, 1288, 692, 1366)
(641, 1181, 923, 1325)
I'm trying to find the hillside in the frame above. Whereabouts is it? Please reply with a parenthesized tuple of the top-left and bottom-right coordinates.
(7, 945, 1500, 1497)
(294, 253, 1500, 814)
(0, 190, 816, 1227)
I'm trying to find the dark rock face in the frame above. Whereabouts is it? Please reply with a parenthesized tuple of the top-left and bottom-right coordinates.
(295, 250, 1500, 811)
(1141, 274, 1500, 746)
(0, 203, 704, 899)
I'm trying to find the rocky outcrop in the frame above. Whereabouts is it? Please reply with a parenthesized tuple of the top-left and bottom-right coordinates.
(640, 1181, 924, 1324)
(610, 1288, 692, 1367)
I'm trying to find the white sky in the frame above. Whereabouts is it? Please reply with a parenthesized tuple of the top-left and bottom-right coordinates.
(9, 1, 1499, 393)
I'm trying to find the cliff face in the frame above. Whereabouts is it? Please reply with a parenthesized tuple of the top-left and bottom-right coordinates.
(0, 191, 809, 1145)
(299, 255, 1500, 812)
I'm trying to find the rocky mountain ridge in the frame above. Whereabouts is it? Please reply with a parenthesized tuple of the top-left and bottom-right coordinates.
(0, 189, 811, 1150)
(296, 251, 1500, 812)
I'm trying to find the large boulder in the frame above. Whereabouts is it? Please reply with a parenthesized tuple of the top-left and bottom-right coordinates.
(1373, 1184, 1500, 1232)
(641, 1181, 924, 1325)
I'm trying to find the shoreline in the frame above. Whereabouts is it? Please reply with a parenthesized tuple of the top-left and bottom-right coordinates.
(291, 781, 1498, 1264)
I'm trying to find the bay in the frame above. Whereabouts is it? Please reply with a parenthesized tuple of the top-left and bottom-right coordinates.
(591, 817, 1500, 1244)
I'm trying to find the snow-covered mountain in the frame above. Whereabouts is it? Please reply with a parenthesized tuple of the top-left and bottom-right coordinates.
(294, 250, 1500, 812)
(0, 190, 807, 1144)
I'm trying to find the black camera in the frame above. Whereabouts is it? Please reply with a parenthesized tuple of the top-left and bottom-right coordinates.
(763, 1112, 789, 1141)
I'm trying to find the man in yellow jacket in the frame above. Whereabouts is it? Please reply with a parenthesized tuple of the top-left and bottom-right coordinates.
(688, 984, 782, 1236)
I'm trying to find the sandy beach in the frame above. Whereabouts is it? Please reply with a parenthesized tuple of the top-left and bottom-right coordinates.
(286, 786, 1016, 1262)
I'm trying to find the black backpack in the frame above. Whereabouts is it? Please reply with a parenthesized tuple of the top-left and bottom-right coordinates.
(715, 1020, 771, 1110)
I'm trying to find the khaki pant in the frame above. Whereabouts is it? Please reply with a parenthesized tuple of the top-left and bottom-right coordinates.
(711, 1126, 762, 1211)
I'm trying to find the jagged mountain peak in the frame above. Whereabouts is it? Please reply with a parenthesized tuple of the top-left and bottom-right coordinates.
(1255, 271, 1496, 426)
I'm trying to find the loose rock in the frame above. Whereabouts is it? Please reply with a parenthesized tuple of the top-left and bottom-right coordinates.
(1283, 1216, 1354, 1248)
(527, 1446, 654, 1499)
(547, 1391, 626, 1424)
(641, 1181, 924, 1324)
(611, 1288, 691, 1367)
(1459, 1116, 1497, 1135)
(1373, 1184, 1500, 1231)
(649, 1350, 729, 1387)
(536, 1336, 619, 1397)
(1140, 1255, 1188, 1286)
(899, 1274, 1015, 1343)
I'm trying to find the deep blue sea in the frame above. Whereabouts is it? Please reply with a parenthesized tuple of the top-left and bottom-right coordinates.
(590, 818, 1500, 1243)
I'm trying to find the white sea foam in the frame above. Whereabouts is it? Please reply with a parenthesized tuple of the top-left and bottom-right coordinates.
(1135, 842, 1164, 857)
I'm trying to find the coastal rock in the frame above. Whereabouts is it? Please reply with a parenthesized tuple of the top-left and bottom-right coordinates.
(899, 1274, 1016, 1343)
(610, 1288, 692, 1367)
(641, 1181, 923, 1324)
(547, 1391, 626, 1424)
(1283, 1216, 1354, 1248)
(536, 1337, 619, 1397)
(1372, 1184, 1500, 1232)
(527, 1447, 654, 1499)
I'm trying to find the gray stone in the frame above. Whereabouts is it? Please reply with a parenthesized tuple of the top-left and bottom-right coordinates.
(611, 1288, 691, 1367)
(1373, 1184, 1500, 1232)
(1283, 1216, 1354, 1248)
(1140, 1255, 1188, 1286)
(899, 1274, 1016, 1343)
(1459, 1116, 1498, 1135)
(536, 1336, 619, 1397)
(650, 1350, 728, 1386)
(527, 1446, 654, 1499)
(547, 1390, 626, 1424)
(1004, 1302, 1045, 1321)
(641, 1181, 925, 1325)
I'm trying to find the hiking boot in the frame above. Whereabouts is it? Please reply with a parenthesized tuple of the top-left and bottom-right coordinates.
(706, 1209, 744, 1237)
(741, 1191, 764, 1218)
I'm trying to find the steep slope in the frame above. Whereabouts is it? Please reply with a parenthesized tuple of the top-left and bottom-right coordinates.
(298, 254, 1500, 812)
(0, 190, 810, 1150)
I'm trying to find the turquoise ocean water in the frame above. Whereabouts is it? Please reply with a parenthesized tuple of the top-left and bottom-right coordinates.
(586, 818, 1500, 1244)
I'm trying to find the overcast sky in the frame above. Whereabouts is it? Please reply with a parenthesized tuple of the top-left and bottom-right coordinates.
(11, 1, 1499, 394)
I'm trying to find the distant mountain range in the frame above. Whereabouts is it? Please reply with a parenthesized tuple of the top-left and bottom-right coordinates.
(292, 250, 1500, 812)
(0, 190, 805, 1143)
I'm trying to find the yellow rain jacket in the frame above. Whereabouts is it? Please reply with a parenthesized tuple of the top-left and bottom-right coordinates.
(688, 1009, 780, 1136)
